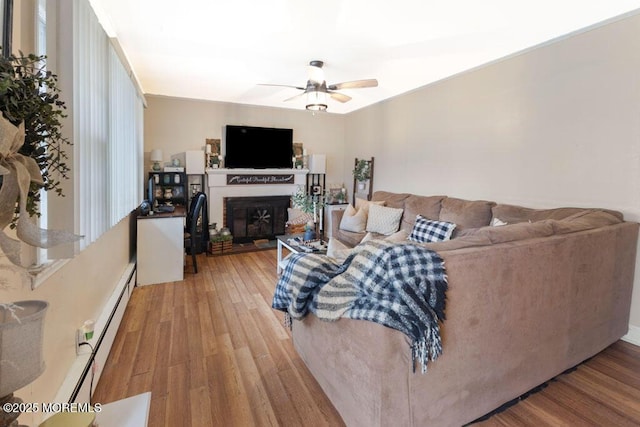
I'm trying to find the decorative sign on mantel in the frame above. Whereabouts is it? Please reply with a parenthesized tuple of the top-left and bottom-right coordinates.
(226, 174, 295, 185)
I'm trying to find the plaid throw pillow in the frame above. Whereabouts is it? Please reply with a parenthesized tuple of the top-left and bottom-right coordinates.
(408, 215, 456, 243)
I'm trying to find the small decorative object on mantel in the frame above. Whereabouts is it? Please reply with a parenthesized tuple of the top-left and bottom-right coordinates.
(292, 142, 304, 168)
(210, 154, 222, 168)
(205, 138, 222, 168)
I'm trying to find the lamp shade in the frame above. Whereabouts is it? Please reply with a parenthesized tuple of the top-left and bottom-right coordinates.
(0, 300, 48, 397)
(306, 91, 327, 111)
(150, 149, 163, 162)
(308, 154, 326, 174)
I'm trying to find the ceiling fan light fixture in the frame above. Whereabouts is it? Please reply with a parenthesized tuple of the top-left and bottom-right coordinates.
(306, 90, 327, 111)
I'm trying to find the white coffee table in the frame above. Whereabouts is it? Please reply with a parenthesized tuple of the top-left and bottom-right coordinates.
(276, 234, 327, 274)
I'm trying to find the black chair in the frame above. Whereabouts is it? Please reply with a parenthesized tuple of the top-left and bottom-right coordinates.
(184, 192, 208, 273)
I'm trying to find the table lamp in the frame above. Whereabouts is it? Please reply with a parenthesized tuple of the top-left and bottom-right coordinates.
(150, 149, 163, 171)
(0, 301, 49, 427)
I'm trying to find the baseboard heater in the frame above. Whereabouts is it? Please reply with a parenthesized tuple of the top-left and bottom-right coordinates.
(55, 260, 137, 405)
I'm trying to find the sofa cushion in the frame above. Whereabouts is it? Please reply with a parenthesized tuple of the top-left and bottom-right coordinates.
(551, 210, 622, 234)
(355, 198, 385, 214)
(326, 237, 353, 263)
(366, 204, 404, 235)
(329, 229, 410, 262)
(401, 195, 446, 233)
(491, 204, 624, 224)
(469, 220, 555, 244)
(419, 234, 493, 251)
(439, 197, 495, 230)
(333, 228, 367, 247)
(408, 215, 456, 243)
(339, 205, 367, 233)
(362, 229, 410, 244)
(372, 191, 411, 209)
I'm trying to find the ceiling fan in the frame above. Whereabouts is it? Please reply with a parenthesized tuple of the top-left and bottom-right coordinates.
(260, 60, 378, 111)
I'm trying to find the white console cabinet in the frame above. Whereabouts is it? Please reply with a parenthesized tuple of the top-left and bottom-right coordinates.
(137, 209, 185, 285)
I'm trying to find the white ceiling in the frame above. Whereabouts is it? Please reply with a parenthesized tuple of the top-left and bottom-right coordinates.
(89, 1, 640, 114)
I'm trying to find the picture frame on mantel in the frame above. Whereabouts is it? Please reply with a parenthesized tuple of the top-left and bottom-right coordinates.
(293, 142, 304, 169)
(206, 138, 221, 155)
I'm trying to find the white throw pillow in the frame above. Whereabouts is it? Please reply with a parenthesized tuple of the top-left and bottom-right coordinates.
(339, 205, 367, 233)
(366, 204, 404, 235)
(491, 217, 508, 226)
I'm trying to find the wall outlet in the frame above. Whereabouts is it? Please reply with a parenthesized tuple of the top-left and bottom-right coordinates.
(76, 329, 90, 355)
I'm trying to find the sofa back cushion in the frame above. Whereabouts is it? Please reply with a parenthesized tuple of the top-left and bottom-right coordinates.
(472, 220, 555, 244)
(401, 195, 446, 233)
(551, 210, 622, 234)
(492, 204, 623, 224)
(419, 234, 492, 252)
(439, 197, 495, 230)
(371, 191, 411, 209)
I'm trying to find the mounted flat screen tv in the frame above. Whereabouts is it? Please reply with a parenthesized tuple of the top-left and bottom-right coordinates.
(224, 125, 293, 169)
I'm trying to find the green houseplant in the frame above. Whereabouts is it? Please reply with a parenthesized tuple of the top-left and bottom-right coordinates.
(0, 51, 71, 224)
(352, 159, 370, 182)
(291, 185, 325, 214)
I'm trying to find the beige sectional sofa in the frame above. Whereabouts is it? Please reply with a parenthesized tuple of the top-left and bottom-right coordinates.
(291, 191, 638, 426)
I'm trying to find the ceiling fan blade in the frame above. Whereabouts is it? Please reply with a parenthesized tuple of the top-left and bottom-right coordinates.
(258, 83, 306, 90)
(328, 91, 352, 103)
(283, 92, 307, 102)
(327, 79, 378, 90)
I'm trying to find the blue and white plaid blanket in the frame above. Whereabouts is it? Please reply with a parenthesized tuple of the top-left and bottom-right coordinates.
(272, 240, 448, 373)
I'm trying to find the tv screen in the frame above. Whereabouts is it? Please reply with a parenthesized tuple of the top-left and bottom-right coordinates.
(224, 125, 293, 169)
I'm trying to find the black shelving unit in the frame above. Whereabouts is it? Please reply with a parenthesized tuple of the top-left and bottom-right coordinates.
(149, 172, 187, 206)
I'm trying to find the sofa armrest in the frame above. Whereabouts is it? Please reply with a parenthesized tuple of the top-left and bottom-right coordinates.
(331, 209, 346, 238)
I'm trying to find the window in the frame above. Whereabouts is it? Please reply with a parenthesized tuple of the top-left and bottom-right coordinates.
(39, 0, 143, 261)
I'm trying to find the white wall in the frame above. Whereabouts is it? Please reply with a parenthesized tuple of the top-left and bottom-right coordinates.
(344, 13, 640, 331)
(144, 95, 347, 185)
(1, 218, 133, 425)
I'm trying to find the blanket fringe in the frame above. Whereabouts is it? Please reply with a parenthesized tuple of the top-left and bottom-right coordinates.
(411, 325, 443, 374)
(283, 312, 292, 330)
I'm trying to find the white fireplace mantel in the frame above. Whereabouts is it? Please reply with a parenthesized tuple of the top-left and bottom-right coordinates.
(205, 168, 308, 228)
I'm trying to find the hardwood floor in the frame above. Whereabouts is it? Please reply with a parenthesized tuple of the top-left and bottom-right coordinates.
(474, 341, 640, 426)
(92, 250, 640, 426)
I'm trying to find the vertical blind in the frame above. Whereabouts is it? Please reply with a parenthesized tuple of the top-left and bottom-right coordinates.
(73, 0, 143, 250)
